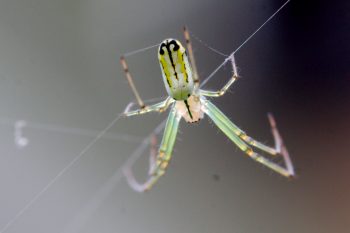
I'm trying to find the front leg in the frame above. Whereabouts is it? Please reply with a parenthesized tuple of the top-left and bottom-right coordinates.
(123, 97, 174, 117)
(200, 55, 239, 97)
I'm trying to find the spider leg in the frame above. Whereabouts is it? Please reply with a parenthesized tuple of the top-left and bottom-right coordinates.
(148, 134, 158, 175)
(266, 113, 294, 175)
(123, 106, 182, 192)
(199, 55, 239, 97)
(203, 100, 280, 155)
(183, 26, 200, 87)
(120, 56, 145, 108)
(203, 99, 295, 178)
(123, 96, 174, 117)
(121, 55, 175, 117)
(122, 134, 158, 192)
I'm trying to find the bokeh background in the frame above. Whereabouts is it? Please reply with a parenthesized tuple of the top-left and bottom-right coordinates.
(0, 0, 349, 233)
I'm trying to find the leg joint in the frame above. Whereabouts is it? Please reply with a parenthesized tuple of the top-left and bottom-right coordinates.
(245, 147, 255, 157)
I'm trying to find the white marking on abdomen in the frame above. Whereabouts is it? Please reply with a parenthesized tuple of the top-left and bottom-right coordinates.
(175, 95, 204, 123)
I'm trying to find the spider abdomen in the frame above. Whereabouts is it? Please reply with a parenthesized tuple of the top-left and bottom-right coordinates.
(158, 39, 194, 100)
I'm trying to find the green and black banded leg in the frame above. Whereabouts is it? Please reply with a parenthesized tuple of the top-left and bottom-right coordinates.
(203, 99, 295, 178)
(199, 55, 239, 97)
(123, 106, 182, 192)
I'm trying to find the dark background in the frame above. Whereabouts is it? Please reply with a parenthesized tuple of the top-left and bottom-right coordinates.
(0, 0, 349, 233)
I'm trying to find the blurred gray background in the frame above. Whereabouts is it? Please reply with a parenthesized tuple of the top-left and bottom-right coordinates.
(0, 0, 349, 233)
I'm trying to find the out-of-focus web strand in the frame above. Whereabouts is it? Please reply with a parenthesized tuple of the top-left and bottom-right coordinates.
(200, 0, 291, 87)
(0, 114, 122, 233)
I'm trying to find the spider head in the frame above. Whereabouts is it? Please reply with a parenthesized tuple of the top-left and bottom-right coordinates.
(158, 39, 194, 100)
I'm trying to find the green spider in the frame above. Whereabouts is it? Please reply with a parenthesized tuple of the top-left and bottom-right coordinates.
(120, 27, 295, 192)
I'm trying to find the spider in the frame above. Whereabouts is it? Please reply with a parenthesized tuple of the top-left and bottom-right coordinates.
(120, 27, 295, 192)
